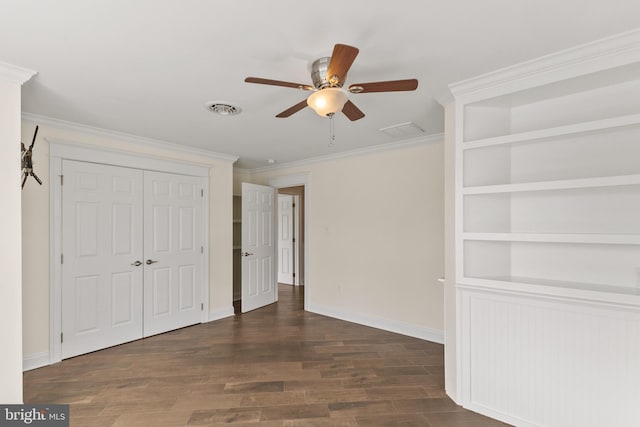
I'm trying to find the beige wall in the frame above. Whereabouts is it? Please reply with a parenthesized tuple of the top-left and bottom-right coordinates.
(1, 78, 24, 403)
(232, 169, 251, 195)
(21, 119, 234, 360)
(238, 140, 445, 339)
(21, 121, 49, 360)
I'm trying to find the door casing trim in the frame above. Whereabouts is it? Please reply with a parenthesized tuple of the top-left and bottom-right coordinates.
(268, 173, 310, 310)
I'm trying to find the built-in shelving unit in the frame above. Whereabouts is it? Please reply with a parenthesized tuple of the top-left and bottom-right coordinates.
(458, 60, 640, 304)
(232, 195, 241, 301)
(450, 29, 640, 427)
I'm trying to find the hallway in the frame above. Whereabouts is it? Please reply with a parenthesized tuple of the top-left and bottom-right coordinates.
(23, 285, 508, 426)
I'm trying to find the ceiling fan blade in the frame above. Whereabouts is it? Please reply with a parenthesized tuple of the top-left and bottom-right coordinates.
(348, 79, 418, 93)
(245, 77, 313, 91)
(342, 100, 365, 121)
(327, 44, 359, 86)
(276, 99, 309, 118)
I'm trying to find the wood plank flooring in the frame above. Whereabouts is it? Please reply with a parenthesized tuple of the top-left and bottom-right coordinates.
(24, 285, 510, 426)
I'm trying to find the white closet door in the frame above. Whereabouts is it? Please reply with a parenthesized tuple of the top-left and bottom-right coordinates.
(61, 160, 144, 359)
(241, 183, 277, 312)
(143, 171, 204, 336)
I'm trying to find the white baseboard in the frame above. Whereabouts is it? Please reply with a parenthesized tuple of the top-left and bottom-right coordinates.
(208, 306, 235, 322)
(307, 303, 444, 344)
(23, 351, 50, 372)
(23, 309, 235, 372)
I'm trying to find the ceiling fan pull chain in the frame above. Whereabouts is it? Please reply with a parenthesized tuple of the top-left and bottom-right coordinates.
(328, 113, 335, 148)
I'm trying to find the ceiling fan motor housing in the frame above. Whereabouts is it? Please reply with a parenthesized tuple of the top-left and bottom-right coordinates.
(311, 57, 334, 89)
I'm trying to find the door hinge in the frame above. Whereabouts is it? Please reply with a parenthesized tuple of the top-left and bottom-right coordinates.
(292, 237, 295, 243)
(293, 273, 296, 278)
(201, 246, 204, 254)
(201, 188, 204, 197)
(201, 303, 204, 311)
(292, 202, 296, 208)
(61, 254, 64, 264)
(60, 332, 63, 343)
(60, 175, 64, 185)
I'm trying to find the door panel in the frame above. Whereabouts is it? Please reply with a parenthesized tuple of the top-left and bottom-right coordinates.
(143, 171, 204, 336)
(113, 204, 134, 255)
(179, 207, 195, 251)
(241, 183, 277, 312)
(112, 272, 135, 325)
(62, 160, 144, 359)
(262, 257, 273, 291)
(179, 265, 196, 310)
(76, 275, 99, 333)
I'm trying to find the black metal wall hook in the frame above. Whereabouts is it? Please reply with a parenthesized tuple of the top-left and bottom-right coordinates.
(21, 125, 42, 189)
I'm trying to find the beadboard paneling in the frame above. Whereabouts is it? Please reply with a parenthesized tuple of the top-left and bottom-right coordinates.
(460, 289, 640, 427)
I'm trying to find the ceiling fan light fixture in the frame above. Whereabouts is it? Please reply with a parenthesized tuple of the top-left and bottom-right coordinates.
(307, 88, 348, 117)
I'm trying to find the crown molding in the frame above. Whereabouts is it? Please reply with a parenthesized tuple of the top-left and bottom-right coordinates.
(434, 88, 454, 107)
(0, 61, 37, 85)
(449, 27, 640, 101)
(232, 167, 252, 175)
(22, 112, 239, 164)
(243, 132, 444, 174)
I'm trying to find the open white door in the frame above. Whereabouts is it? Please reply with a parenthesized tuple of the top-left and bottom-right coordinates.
(241, 183, 277, 312)
(61, 160, 144, 358)
(277, 194, 294, 285)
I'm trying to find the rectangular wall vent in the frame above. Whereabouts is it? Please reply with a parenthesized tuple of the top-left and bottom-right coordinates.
(379, 122, 424, 138)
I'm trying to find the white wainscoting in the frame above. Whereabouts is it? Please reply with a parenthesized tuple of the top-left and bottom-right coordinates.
(459, 287, 640, 427)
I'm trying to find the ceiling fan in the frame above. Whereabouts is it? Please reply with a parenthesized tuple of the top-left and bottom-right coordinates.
(245, 44, 418, 121)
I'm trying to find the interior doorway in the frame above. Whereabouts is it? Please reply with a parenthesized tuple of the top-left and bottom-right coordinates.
(233, 184, 307, 314)
(268, 172, 310, 313)
(233, 178, 308, 314)
(277, 186, 305, 286)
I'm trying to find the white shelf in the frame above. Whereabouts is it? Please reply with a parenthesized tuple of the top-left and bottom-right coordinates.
(462, 112, 640, 150)
(463, 232, 640, 245)
(463, 174, 640, 195)
(458, 276, 640, 307)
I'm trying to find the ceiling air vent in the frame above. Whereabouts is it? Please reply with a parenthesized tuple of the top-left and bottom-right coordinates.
(379, 122, 424, 138)
(206, 102, 241, 116)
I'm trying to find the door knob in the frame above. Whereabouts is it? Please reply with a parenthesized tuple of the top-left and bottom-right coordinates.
(146, 259, 159, 265)
(131, 260, 142, 267)
(241, 252, 254, 257)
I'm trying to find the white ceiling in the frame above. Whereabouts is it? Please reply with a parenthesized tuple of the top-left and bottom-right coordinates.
(2, 1, 640, 169)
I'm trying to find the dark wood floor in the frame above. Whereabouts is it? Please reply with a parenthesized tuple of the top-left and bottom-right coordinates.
(24, 285, 510, 426)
